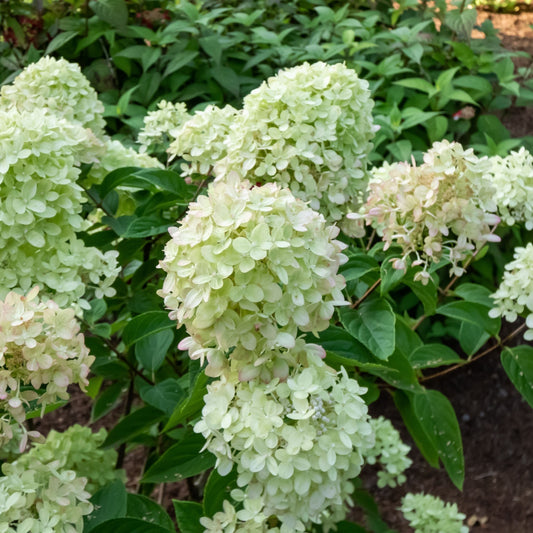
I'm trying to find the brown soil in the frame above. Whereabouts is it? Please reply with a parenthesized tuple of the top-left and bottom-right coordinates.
(35, 7, 533, 533)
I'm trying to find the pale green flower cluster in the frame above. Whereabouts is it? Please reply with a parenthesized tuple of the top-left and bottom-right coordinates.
(138, 100, 189, 154)
(159, 175, 347, 375)
(168, 104, 238, 177)
(356, 140, 500, 283)
(364, 416, 412, 488)
(14, 424, 119, 493)
(0, 426, 116, 533)
(213, 62, 377, 235)
(195, 353, 374, 532)
(0, 288, 94, 450)
(486, 147, 533, 229)
(0, 56, 106, 136)
(489, 243, 533, 341)
(401, 493, 469, 533)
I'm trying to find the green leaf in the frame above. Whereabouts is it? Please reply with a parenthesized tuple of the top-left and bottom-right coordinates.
(142, 434, 216, 483)
(400, 108, 440, 130)
(90, 0, 128, 27)
(45, 31, 79, 54)
(394, 391, 439, 468)
(211, 66, 240, 97)
(164, 50, 199, 78)
(203, 467, 238, 517)
(339, 296, 396, 360)
(458, 321, 489, 356)
(139, 378, 185, 416)
(409, 344, 463, 369)
(88, 519, 173, 533)
(126, 494, 175, 530)
(436, 67, 459, 91)
(413, 389, 465, 489)
(199, 35, 223, 65)
(123, 311, 175, 346)
(121, 216, 171, 238)
(340, 251, 379, 282)
(393, 77, 435, 94)
(380, 259, 405, 295)
(388, 139, 412, 162)
(437, 301, 500, 336)
(453, 282, 494, 308)
(91, 381, 127, 422)
(370, 349, 421, 392)
(103, 406, 165, 448)
(425, 116, 448, 144)
(335, 521, 369, 533)
(454, 75, 493, 98)
(84, 480, 128, 532)
(164, 371, 209, 431)
(313, 326, 376, 366)
(501, 346, 533, 409)
(448, 89, 478, 106)
(444, 6, 477, 39)
(173, 501, 203, 533)
(405, 275, 438, 316)
(116, 85, 138, 117)
(135, 329, 174, 372)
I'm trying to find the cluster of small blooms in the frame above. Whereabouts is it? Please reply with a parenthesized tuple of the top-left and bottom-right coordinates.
(486, 147, 533, 229)
(489, 243, 533, 340)
(138, 100, 189, 154)
(0, 426, 116, 532)
(0, 288, 94, 450)
(213, 61, 377, 236)
(363, 416, 412, 488)
(0, 56, 106, 136)
(195, 353, 374, 532)
(159, 174, 348, 374)
(84, 137, 164, 188)
(401, 493, 469, 533)
(168, 104, 238, 177)
(355, 140, 500, 283)
(14, 424, 119, 493)
(0, 106, 119, 305)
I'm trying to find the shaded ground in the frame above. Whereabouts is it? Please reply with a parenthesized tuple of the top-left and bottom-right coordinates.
(36, 6, 533, 532)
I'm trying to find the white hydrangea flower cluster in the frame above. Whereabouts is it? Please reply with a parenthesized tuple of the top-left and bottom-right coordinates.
(0, 288, 94, 450)
(213, 62, 377, 236)
(159, 175, 347, 375)
(356, 140, 500, 283)
(138, 100, 189, 154)
(401, 493, 469, 533)
(489, 243, 533, 340)
(0, 425, 117, 532)
(0, 107, 119, 305)
(486, 147, 533, 229)
(0, 56, 106, 136)
(168, 104, 238, 177)
(195, 354, 374, 532)
(363, 416, 412, 488)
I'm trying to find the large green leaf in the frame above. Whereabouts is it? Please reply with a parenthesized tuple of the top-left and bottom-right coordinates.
(103, 406, 165, 448)
(437, 301, 500, 336)
(312, 326, 375, 366)
(203, 468, 238, 517)
(340, 251, 379, 282)
(142, 434, 215, 483)
(90, 0, 128, 27)
(458, 321, 489, 356)
(501, 346, 533, 408)
(413, 390, 465, 489)
(409, 344, 463, 369)
(453, 283, 494, 308)
(126, 494, 175, 530)
(339, 296, 396, 360)
(123, 311, 175, 346)
(88, 519, 173, 533)
(84, 481, 127, 532)
(173, 501, 204, 533)
(135, 329, 174, 371)
(138, 378, 185, 416)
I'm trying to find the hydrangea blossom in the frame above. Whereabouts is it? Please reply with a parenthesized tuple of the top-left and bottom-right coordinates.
(0, 106, 119, 305)
(14, 424, 119, 493)
(138, 100, 189, 154)
(159, 174, 347, 372)
(195, 354, 375, 532)
(0, 55, 106, 136)
(0, 427, 115, 532)
(0, 288, 94, 450)
(355, 141, 500, 283)
(214, 61, 377, 236)
(168, 104, 238, 177)
(489, 243, 533, 340)
(401, 493, 469, 533)
(364, 416, 412, 488)
(486, 147, 533, 229)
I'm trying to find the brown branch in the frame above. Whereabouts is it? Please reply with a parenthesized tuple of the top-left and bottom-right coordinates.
(351, 278, 381, 309)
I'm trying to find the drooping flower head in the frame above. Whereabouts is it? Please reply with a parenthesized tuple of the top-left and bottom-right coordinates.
(0, 288, 94, 449)
(168, 104, 238, 178)
(356, 140, 500, 283)
(158, 174, 347, 371)
(486, 147, 533, 229)
(195, 353, 375, 532)
(0, 56, 106, 136)
(401, 493, 469, 533)
(138, 100, 189, 155)
(214, 61, 377, 236)
(0, 107, 118, 305)
(489, 242, 533, 340)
